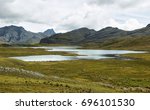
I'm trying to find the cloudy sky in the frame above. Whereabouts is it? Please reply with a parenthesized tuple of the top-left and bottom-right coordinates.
(0, 0, 150, 32)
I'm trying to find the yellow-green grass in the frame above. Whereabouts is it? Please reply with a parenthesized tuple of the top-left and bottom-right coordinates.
(0, 47, 77, 57)
(122, 53, 150, 61)
(0, 70, 115, 93)
(0, 47, 150, 92)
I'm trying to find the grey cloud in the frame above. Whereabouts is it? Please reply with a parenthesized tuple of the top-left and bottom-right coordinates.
(89, 0, 115, 5)
(0, 0, 21, 22)
(60, 24, 80, 31)
(0, 0, 15, 3)
(118, 0, 142, 9)
(89, 0, 142, 9)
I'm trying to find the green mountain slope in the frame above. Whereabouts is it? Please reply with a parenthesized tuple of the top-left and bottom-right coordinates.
(40, 24, 150, 50)
(40, 28, 96, 45)
(83, 36, 150, 50)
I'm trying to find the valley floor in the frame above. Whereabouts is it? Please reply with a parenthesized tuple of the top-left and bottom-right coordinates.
(0, 47, 150, 93)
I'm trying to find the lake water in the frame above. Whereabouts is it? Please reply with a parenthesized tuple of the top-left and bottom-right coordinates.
(11, 46, 145, 62)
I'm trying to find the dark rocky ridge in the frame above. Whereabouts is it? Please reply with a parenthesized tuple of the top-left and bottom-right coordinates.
(40, 24, 150, 45)
(40, 27, 96, 45)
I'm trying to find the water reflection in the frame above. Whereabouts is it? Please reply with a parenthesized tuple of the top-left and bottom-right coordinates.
(11, 46, 145, 62)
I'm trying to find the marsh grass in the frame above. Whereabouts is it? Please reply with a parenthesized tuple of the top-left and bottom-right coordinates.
(0, 47, 150, 92)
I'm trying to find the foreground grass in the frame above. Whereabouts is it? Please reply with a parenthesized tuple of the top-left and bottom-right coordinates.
(0, 47, 150, 92)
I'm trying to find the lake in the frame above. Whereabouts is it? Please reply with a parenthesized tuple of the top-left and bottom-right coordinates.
(11, 46, 145, 62)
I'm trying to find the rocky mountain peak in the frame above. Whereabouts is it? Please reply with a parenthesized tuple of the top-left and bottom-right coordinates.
(101, 26, 119, 31)
(4, 25, 25, 31)
(43, 29, 55, 36)
(146, 24, 150, 28)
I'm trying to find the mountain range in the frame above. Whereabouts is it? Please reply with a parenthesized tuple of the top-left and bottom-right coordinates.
(0, 24, 150, 49)
(0, 25, 55, 44)
(40, 24, 150, 49)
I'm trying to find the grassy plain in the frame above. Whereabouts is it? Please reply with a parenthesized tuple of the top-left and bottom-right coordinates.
(0, 46, 150, 92)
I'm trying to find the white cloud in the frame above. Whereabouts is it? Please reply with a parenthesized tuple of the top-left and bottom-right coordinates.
(0, 0, 149, 32)
(109, 18, 144, 31)
(56, 3, 113, 32)
(123, 19, 144, 30)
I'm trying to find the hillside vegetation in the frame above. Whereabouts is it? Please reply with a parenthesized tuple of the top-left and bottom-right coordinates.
(82, 36, 150, 50)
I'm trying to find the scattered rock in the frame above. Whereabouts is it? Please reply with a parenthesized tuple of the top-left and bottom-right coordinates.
(0, 66, 45, 78)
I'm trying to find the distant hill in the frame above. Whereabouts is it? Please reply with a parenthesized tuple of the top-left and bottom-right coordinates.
(43, 29, 55, 36)
(83, 24, 150, 49)
(40, 27, 96, 45)
(0, 25, 54, 44)
(40, 24, 150, 49)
